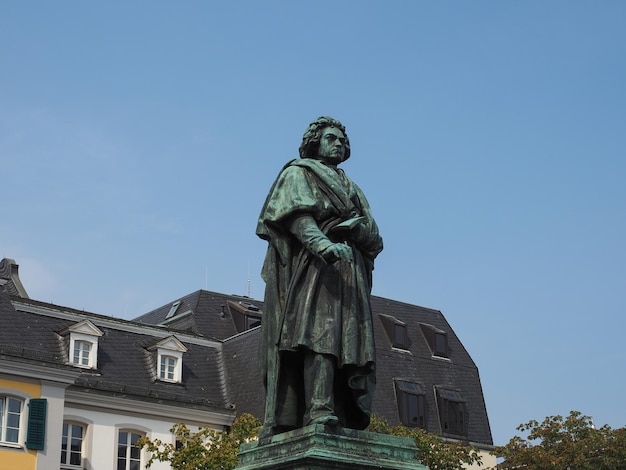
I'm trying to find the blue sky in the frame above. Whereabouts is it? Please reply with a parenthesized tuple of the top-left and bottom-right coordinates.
(2, 2, 625, 446)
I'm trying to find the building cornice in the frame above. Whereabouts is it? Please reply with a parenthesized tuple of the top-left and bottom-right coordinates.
(0, 356, 80, 385)
(64, 388, 236, 427)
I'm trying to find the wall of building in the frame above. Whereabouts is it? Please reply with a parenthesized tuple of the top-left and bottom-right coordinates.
(39, 381, 71, 470)
(465, 448, 496, 469)
(63, 402, 225, 470)
(0, 377, 40, 470)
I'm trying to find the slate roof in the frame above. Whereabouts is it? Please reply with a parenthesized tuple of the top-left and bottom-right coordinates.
(134, 290, 262, 341)
(0, 290, 232, 413)
(370, 296, 492, 445)
(0, 291, 67, 365)
(222, 329, 265, 420)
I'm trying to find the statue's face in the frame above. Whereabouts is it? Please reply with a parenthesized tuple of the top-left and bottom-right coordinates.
(316, 127, 346, 165)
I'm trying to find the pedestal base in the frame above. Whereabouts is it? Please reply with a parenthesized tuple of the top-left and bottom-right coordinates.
(236, 424, 428, 470)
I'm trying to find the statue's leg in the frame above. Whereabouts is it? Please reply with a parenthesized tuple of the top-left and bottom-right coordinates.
(259, 348, 279, 442)
(275, 352, 301, 428)
(260, 351, 303, 441)
(303, 351, 338, 426)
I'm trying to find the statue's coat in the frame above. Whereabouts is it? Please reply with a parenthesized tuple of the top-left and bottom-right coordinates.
(257, 158, 383, 430)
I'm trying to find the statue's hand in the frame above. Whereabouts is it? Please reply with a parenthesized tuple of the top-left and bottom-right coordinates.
(350, 222, 368, 244)
(321, 243, 353, 264)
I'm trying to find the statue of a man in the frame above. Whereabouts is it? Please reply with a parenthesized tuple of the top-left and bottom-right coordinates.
(256, 116, 383, 437)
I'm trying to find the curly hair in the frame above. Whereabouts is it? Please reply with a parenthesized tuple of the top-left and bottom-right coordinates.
(298, 116, 351, 161)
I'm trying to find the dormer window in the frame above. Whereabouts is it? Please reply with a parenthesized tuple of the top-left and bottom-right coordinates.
(434, 332, 447, 357)
(73, 340, 92, 367)
(378, 314, 409, 350)
(436, 388, 467, 437)
(394, 379, 426, 428)
(393, 323, 408, 349)
(147, 336, 187, 383)
(64, 320, 104, 369)
(160, 355, 177, 381)
(419, 323, 449, 358)
(227, 301, 262, 333)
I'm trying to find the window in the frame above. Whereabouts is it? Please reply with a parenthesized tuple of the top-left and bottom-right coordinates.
(147, 336, 187, 383)
(117, 430, 143, 470)
(227, 300, 262, 333)
(165, 300, 182, 319)
(73, 340, 92, 367)
(159, 355, 177, 381)
(159, 301, 193, 327)
(378, 314, 409, 350)
(393, 323, 408, 349)
(64, 320, 104, 369)
(434, 332, 447, 357)
(394, 380, 426, 427)
(0, 396, 22, 445)
(436, 388, 467, 436)
(245, 315, 262, 330)
(419, 323, 449, 358)
(61, 422, 85, 468)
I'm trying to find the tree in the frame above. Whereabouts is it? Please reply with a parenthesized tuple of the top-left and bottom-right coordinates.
(137, 413, 261, 470)
(495, 410, 626, 469)
(367, 414, 483, 470)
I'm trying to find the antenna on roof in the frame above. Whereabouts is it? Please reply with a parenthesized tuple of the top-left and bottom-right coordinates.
(247, 261, 251, 298)
(205, 265, 208, 291)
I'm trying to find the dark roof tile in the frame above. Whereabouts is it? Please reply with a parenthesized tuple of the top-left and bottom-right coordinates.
(1, 292, 231, 413)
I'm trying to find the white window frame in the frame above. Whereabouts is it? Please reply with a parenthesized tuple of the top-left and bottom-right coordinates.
(61, 421, 86, 469)
(72, 340, 92, 367)
(69, 333, 98, 369)
(66, 320, 104, 370)
(158, 354, 179, 382)
(148, 336, 187, 384)
(0, 394, 25, 448)
(117, 429, 145, 470)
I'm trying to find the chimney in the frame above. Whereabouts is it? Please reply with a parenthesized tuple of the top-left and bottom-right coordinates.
(0, 258, 29, 298)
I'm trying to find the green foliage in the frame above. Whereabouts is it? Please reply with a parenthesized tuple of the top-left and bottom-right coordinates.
(495, 410, 626, 469)
(137, 413, 262, 470)
(368, 414, 483, 470)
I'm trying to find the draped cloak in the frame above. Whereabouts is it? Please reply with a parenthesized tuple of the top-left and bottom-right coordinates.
(256, 158, 383, 430)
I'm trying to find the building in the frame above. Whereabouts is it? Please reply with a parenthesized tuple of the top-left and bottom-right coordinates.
(1, 258, 495, 469)
(0, 259, 234, 470)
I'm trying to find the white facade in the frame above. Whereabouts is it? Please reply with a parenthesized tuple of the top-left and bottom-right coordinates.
(62, 389, 233, 470)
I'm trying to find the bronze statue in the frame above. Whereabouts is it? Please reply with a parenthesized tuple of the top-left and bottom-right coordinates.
(256, 116, 383, 438)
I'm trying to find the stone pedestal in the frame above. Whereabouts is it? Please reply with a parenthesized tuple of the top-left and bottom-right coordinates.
(236, 424, 428, 470)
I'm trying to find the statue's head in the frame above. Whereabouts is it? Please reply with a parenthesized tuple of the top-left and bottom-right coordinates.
(299, 116, 351, 162)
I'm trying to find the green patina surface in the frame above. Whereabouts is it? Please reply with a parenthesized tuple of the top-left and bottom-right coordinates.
(236, 424, 429, 470)
(256, 117, 384, 437)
